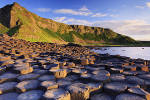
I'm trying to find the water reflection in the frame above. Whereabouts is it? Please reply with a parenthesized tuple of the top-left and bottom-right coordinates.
(93, 47, 150, 60)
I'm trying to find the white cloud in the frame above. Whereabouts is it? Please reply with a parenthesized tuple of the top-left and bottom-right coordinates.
(146, 2, 150, 8)
(136, 5, 144, 9)
(91, 13, 107, 17)
(92, 20, 150, 41)
(79, 6, 89, 11)
(36, 8, 51, 12)
(53, 17, 90, 25)
(54, 17, 66, 22)
(54, 8, 92, 16)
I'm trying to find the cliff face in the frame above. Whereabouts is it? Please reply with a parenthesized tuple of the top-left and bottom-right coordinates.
(0, 2, 136, 45)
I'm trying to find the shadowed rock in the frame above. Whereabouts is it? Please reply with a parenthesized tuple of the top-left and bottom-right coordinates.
(67, 83, 90, 100)
(0, 92, 19, 100)
(91, 93, 112, 100)
(0, 73, 18, 83)
(17, 90, 44, 100)
(104, 82, 127, 95)
(0, 82, 17, 94)
(128, 87, 150, 100)
(17, 73, 40, 81)
(16, 80, 40, 92)
(115, 93, 146, 100)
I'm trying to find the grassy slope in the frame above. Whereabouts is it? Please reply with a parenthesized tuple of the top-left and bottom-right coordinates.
(0, 3, 149, 46)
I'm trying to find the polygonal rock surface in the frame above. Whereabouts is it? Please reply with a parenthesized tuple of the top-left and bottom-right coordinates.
(16, 80, 40, 92)
(115, 93, 146, 100)
(43, 88, 70, 100)
(0, 92, 19, 100)
(126, 76, 145, 86)
(17, 73, 40, 81)
(91, 93, 112, 100)
(104, 82, 127, 94)
(57, 79, 72, 88)
(67, 83, 90, 100)
(38, 75, 55, 81)
(15, 67, 33, 75)
(33, 69, 48, 75)
(0, 73, 18, 83)
(41, 81, 58, 90)
(110, 74, 126, 82)
(51, 69, 67, 79)
(87, 82, 103, 94)
(17, 90, 44, 100)
(0, 82, 17, 94)
(128, 87, 150, 100)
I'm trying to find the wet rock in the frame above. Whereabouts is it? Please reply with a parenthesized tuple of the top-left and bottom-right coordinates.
(67, 62, 76, 68)
(122, 71, 137, 75)
(57, 79, 72, 88)
(43, 88, 70, 100)
(67, 83, 90, 100)
(87, 82, 103, 94)
(33, 69, 48, 75)
(18, 73, 40, 81)
(110, 74, 125, 82)
(128, 87, 150, 100)
(91, 93, 112, 100)
(104, 82, 127, 95)
(38, 75, 55, 81)
(92, 70, 110, 82)
(0, 73, 18, 83)
(124, 65, 137, 71)
(138, 74, 150, 80)
(126, 76, 145, 86)
(16, 80, 40, 92)
(0, 82, 17, 94)
(41, 81, 58, 90)
(110, 67, 124, 73)
(17, 90, 44, 100)
(0, 92, 19, 100)
(115, 93, 146, 100)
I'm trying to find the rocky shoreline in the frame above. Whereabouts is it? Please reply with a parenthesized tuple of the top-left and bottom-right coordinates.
(0, 34, 150, 100)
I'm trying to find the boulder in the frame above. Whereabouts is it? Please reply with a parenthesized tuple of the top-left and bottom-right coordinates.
(104, 82, 127, 95)
(0, 73, 18, 83)
(0, 92, 19, 100)
(110, 74, 125, 82)
(43, 88, 70, 100)
(17, 90, 44, 100)
(0, 82, 17, 94)
(91, 93, 112, 100)
(115, 93, 146, 100)
(41, 81, 58, 90)
(51, 69, 68, 79)
(16, 80, 40, 92)
(38, 75, 55, 81)
(67, 83, 90, 100)
(87, 82, 103, 94)
(15, 67, 33, 75)
(128, 87, 150, 100)
(17, 73, 40, 81)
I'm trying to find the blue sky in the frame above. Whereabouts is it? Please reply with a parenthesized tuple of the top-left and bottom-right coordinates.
(0, 0, 150, 40)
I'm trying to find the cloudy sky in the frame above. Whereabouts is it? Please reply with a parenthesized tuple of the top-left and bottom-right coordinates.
(1, 0, 150, 41)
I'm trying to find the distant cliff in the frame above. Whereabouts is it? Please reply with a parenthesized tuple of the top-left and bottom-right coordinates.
(0, 2, 136, 45)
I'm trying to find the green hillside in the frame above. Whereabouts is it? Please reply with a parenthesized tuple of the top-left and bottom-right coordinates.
(0, 2, 139, 46)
